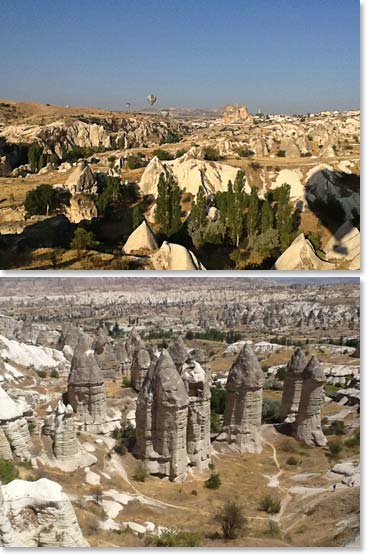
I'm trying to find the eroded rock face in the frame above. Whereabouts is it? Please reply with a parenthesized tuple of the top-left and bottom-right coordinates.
(92, 327, 121, 380)
(182, 360, 211, 469)
(152, 242, 206, 271)
(221, 344, 264, 453)
(135, 350, 189, 481)
(294, 356, 327, 447)
(168, 336, 189, 373)
(123, 220, 158, 254)
(131, 344, 151, 392)
(115, 340, 131, 380)
(0, 478, 88, 547)
(223, 104, 251, 124)
(64, 161, 98, 195)
(0, 386, 32, 461)
(52, 401, 80, 461)
(66, 193, 98, 224)
(280, 348, 308, 422)
(274, 234, 334, 270)
(67, 333, 107, 431)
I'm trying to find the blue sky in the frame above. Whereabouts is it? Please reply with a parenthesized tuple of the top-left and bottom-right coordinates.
(0, 0, 360, 113)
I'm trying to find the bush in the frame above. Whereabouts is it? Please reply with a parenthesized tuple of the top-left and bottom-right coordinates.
(325, 420, 346, 436)
(202, 146, 221, 161)
(259, 495, 281, 514)
(50, 368, 59, 378)
(276, 150, 286, 157)
(211, 411, 221, 433)
(161, 131, 180, 144)
(0, 459, 19, 484)
(328, 440, 343, 457)
(24, 184, 60, 217)
(266, 519, 281, 538)
(286, 456, 298, 466)
(262, 398, 281, 424)
(71, 228, 99, 254)
(153, 149, 173, 161)
(344, 429, 360, 448)
(28, 421, 37, 435)
(126, 153, 146, 170)
(214, 498, 247, 540)
(133, 463, 148, 482)
(236, 148, 254, 158)
(146, 530, 202, 547)
(36, 369, 47, 379)
(205, 471, 221, 490)
(276, 366, 286, 381)
(122, 377, 131, 388)
(175, 148, 187, 158)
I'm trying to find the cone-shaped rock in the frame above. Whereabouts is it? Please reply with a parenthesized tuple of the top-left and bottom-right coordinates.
(134, 349, 189, 481)
(125, 328, 143, 360)
(182, 360, 211, 469)
(67, 333, 107, 427)
(123, 220, 158, 254)
(168, 336, 189, 373)
(115, 340, 131, 380)
(93, 328, 121, 380)
(294, 356, 327, 447)
(280, 348, 308, 422)
(131, 343, 151, 391)
(222, 344, 264, 453)
(0, 386, 33, 461)
(53, 401, 81, 461)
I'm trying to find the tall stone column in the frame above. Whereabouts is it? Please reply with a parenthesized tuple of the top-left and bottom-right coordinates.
(294, 356, 327, 447)
(280, 347, 308, 422)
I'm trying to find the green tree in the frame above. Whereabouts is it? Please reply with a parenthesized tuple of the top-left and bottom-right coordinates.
(188, 185, 208, 248)
(229, 171, 247, 247)
(275, 184, 293, 251)
(24, 184, 59, 217)
(28, 142, 44, 172)
(155, 171, 183, 237)
(132, 205, 144, 230)
(71, 228, 99, 255)
(246, 186, 260, 238)
(96, 177, 123, 216)
(260, 198, 274, 234)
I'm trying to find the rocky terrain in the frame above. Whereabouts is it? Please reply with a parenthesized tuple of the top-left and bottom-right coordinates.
(0, 100, 360, 270)
(0, 277, 360, 547)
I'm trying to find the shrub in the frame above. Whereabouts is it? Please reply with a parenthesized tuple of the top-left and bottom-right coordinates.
(266, 520, 281, 538)
(24, 184, 60, 217)
(286, 456, 298, 466)
(262, 398, 281, 424)
(344, 429, 360, 448)
(328, 440, 343, 457)
(122, 377, 131, 388)
(153, 149, 174, 161)
(236, 147, 254, 158)
(28, 421, 37, 435)
(0, 459, 19, 484)
(211, 411, 221, 433)
(205, 471, 221, 490)
(146, 530, 202, 547)
(175, 148, 187, 158)
(276, 366, 286, 381)
(36, 369, 47, 379)
(202, 146, 221, 161)
(214, 498, 247, 539)
(259, 495, 281, 514)
(71, 228, 99, 254)
(50, 368, 59, 378)
(133, 463, 148, 482)
(161, 131, 180, 144)
(276, 150, 286, 157)
(126, 153, 146, 170)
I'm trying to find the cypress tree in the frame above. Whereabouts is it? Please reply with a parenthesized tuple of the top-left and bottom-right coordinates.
(260, 198, 274, 234)
(188, 184, 208, 248)
(275, 184, 293, 251)
(246, 186, 259, 238)
(156, 171, 183, 237)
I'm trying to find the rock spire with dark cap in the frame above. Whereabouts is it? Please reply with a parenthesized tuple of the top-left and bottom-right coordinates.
(168, 336, 189, 373)
(294, 356, 327, 447)
(221, 344, 264, 453)
(280, 347, 308, 422)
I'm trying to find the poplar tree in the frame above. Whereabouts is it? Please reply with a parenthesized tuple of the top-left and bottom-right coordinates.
(188, 185, 208, 248)
(275, 184, 293, 251)
(260, 198, 274, 234)
(246, 186, 259, 238)
(155, 171, 183, 237)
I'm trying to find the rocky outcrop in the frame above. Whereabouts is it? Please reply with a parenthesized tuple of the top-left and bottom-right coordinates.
(115, 340, 131, 380)
(152, 242, 206, 270)
(182, 360, 211, 469)
(0, 386, 32, 461)
(220, 344, 264, 453)
(65, 193, 98, 223)
(67, 333, 108, 432)
(135, 350, 189, 481)
(294, 356, 327, 447)
(125, 328, 143, 360)
(280, 348, 308, 422)
(139, 149, 244, 197)
(57, 323, 81, 360)
(123, 220, 158, 254)
(92, 327, 121, 380)
(64, 161, 97, 195)
(223, 104, 251, 124)
(131, 343, 151, 392)
(168, 336, 189, 373)
(274, 234, 333, 270)
(0, 478, 88, 547)
(52, 400, 80, 461)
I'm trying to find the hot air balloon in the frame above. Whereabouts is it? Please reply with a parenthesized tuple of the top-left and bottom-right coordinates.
(160, 109, 169, 118)
(125, 102, 131, 109)
(146, 94, 157, 106)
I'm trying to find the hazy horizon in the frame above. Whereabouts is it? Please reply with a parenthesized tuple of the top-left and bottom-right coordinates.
(0, 0, 359, 113)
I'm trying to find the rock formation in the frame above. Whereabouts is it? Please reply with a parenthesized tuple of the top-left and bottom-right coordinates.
(220, 344, 264, 453)
(280, 348, 308, 422)
(130, 343, 151, 392)
(274, 233, 334, 270)
(67, 333, 108, 432)
(294, 356, 327, 447)
(134, 350, 189, 481)
(182, 360, 211, 469)
(65, 193, 98, 223)
(0, 386, 32, 461)
(52, 400, 81, 461)
(64, 161, 97, 195)
(123, 220, 158, 254)
(0, 478, 88, 547)
(57, 323, 81, 360)
(125, 328, 143, 361)
(92, 327, 121, 380)
(168, 336, 189, 373)
(223, 104, 251, 124)
(324, 222, 360, 269)
(115, 340, 131, 380)
(152, 242, 206, 270)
